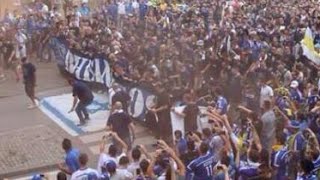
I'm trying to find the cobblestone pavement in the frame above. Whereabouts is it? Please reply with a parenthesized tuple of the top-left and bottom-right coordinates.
(8, 124, 157, 180)
(0, 125, 65, 178)
(0, 61, 157, 178)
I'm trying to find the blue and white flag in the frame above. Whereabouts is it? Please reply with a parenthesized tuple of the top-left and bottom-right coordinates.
(64, 50, 113, 87)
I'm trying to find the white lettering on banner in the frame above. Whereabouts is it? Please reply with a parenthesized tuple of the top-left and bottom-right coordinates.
(128, 88, 144, 118)
(79, 57, 92, 82)
(66, 51, 78, 74)
(74, 57, 86, 80)
(92, 59, 112, 87)
(65, 50, 72, 72)
(73, 56, 79, 75)
(82, 59, 91, 82)
(100, 59, 112, 87)
(64, 50, 112, 87)
(94, 59, 102, 83)
(88, 60, 95, 82)
(128, 87, 157, 120)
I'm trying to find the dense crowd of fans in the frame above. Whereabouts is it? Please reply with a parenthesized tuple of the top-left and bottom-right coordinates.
(2, 0, 320, 179)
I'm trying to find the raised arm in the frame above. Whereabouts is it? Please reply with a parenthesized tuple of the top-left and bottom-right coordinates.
(129, 122, 136, 142)
(8, 50, 15, 63)
(147, 150, 161, 178)
(311, 105, 320, 113)
(158, 140, 186, 176)
(138, 144, 151, 160)
(249, 120, 262, 152)
(274, 106, 290, 127)
(237, 105, 253, 115)
(167, 146, 186, 176)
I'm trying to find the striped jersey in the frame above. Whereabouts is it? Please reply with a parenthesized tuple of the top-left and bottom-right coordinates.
(186, 152, 217, 180)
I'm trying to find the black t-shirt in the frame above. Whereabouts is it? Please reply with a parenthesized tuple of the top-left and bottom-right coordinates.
(3, 42, 14, 59)
(72, 81, 94, 102)
(107, 111, 132, 139)
(156, 91, 170, 109)
(22, 63, 36, 84)
(228, 75, 242, 102)
(183, 103, 200, 133)
(155, 91, 172, 131)
(155, 91, 171, 116)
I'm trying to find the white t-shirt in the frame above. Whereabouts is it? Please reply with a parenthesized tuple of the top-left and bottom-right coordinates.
(15, 32, 27, 45)
(15, 32, 27, 59)
(127, 161, 140, 175)
(260, 85, 273, 107)
(118, 2, 126, 15)
(71, 168, 100, 180)
(42, 4, 49, 12)
(110, 168, 133, 180)
(97, 152, 126, 173)
(132, 1, 139, 9)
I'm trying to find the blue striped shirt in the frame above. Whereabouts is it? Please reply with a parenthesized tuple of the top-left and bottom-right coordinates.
(313, 155, 320, 173)
(186, 152, 217, 180)
(239, 160, 260, 179)
(272, 147, 290, 179)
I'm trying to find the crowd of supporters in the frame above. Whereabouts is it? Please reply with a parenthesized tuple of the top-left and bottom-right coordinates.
(2, 0, 320, 179)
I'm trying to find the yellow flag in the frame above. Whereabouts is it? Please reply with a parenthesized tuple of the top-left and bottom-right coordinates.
(301, 27, 320, 65)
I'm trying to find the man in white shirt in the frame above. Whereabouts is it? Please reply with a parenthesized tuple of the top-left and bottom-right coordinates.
(260, 79, 274, 108)
(104, 158, 133, 180)
(128, 145, 151, 176)
(97, 132, 128, 173)
(71, 153, 99, 180)
(117, 156, 134, 179)
(117, 0, 126, 29)
(260, 100, 276, 153)
(14, 29, 27, 60)
(132, 0, 139, 15)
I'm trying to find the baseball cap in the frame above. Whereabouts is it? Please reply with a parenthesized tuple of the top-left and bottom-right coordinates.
(104, 160, 117, 172)
(290, 80, 299, 88)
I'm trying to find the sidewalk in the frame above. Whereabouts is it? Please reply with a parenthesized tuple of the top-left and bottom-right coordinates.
(0, 62, 157, 179)
(0, 62, 67, 98)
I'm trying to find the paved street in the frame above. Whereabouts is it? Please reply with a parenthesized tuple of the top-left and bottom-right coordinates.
(0, 62, 156, 179)
(0, 125, 65, 177)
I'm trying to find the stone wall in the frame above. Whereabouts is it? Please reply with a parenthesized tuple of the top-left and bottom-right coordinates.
(0, 0, 20, 18)
(0, 0, 100, 18)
